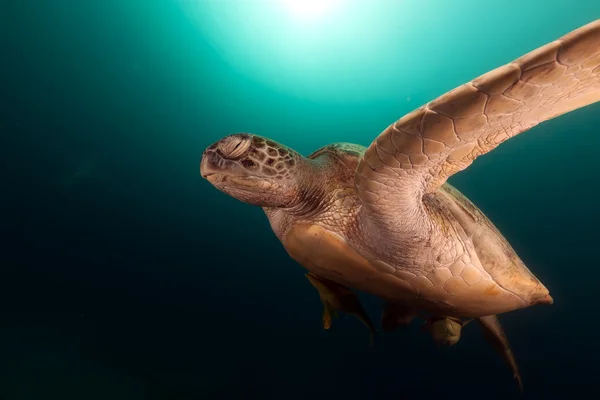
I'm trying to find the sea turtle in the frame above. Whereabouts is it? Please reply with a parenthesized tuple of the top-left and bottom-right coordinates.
(200, 20, 600, 389)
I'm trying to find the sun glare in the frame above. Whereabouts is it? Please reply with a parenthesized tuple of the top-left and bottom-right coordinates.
(278, 0, 341, 21)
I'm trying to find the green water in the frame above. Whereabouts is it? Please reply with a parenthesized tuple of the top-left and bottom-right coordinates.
(2, 1, 600, 399)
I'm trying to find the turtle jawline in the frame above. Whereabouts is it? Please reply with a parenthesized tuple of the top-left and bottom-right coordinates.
(217, 175, 266, 194)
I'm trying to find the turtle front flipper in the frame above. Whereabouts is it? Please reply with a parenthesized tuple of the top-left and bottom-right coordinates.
(305, 273, 376, 345)
(477, 315, 523, 393)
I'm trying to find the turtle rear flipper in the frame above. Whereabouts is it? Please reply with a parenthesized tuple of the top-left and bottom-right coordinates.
(322, 302, 334, 330)
(305, 273, 376, 346)
(477, 315, 523, 393)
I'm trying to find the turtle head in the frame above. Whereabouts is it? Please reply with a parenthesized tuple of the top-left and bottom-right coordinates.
(200, 133, 304, 207)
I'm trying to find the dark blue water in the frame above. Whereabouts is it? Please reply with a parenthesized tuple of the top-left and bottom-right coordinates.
(2, 1, 600, 399)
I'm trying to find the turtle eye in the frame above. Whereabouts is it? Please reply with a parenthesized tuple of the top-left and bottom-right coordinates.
(218, 134, 251, 159)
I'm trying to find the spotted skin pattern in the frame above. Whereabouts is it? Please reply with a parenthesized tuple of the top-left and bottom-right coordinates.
(244, 136, 297, 179)
(207, 134, 297, 180)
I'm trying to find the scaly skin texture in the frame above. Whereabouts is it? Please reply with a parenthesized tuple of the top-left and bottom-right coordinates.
(262, 143, 364, 242)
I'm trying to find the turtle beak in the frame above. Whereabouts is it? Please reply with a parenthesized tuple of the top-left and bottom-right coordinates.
(200, 150, 223, 183)
(200, 149, 250, 184)
(201, 134, 254, 181)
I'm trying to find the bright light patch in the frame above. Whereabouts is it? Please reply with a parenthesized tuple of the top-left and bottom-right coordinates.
(278, 0, 340, 21)
(178, 0, 417, 101)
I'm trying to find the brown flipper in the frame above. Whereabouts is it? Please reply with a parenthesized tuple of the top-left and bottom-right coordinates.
(477, 315, 523, 393)
(381, 303, 418, 332)
(305, 273, 376, 346)
(355, 20, 600, 219)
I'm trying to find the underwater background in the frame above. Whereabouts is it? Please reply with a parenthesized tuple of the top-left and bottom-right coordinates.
(2, 0, 600, 398)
